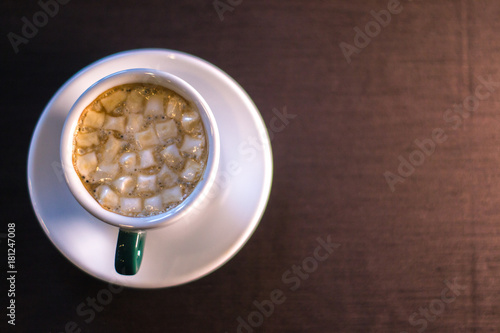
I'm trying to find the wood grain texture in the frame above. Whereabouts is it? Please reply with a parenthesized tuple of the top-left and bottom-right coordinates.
(2, 0, 500, 332)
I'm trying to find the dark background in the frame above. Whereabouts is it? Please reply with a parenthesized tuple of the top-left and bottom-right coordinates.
(2, 0, 500, 332)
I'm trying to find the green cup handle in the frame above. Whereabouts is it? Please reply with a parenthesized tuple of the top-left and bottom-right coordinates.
(115, 229, 146, 275)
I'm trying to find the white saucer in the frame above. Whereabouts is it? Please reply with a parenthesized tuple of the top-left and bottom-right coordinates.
(27, 49, 273, 288)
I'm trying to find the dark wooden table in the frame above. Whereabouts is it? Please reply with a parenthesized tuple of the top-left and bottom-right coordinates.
(2, 0, 500, 332)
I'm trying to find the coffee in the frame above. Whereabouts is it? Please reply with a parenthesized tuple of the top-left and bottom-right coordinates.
(72, 83, 208, 217)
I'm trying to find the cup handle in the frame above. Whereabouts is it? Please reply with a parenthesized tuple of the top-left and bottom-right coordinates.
(115, 229, 146, 275)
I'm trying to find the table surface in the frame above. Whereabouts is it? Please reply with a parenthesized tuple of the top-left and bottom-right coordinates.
(2, 0, 500, 332)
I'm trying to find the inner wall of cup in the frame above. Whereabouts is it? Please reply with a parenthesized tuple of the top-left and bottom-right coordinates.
(61, 69, 219, 229)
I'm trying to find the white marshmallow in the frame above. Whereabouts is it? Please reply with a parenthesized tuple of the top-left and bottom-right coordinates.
(180, 109, 200, 133)
(137, 174, 157, 193)
(180, 135, 204, 159)
(94, 162, 119, 181)
(165, 96, 184, 120)
(113, 176, 135, 194)
(162, 185, 183, 204)
(181, 159, 203, 182)
(145, 95, 164, 117)
(102, 135, 124, 162)
(103, 116, 126, 133)
(144, 195, 163, 213)
(155, 119, 178, 143)
(76, 131, 100, 148)
(120, 197, 142, 214)
(76, 152, 97, 179)
(158, 164, 178, 187)
(126, 90, 145, 113)
(135, 127, 160, 149)
(126, 113, 144, 132)
(101, 90, 127, 112)
(139, 149, 156, 169)
(96, 185, 119, 210)
(160, 144, 183, 168)
(83, 110, 105, 128)
(119, 152, 137, 172)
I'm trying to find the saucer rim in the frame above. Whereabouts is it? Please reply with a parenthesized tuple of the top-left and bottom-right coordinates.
(27, 48, 273, 288)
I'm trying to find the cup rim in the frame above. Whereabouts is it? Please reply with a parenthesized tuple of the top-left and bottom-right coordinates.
(60, 68, 220, 230)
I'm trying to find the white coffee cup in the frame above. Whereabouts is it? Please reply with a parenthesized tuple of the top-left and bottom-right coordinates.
(60, 68, 220, 275)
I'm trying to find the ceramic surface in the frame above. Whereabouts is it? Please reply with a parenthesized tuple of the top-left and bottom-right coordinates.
(28, 49, 273, 288)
